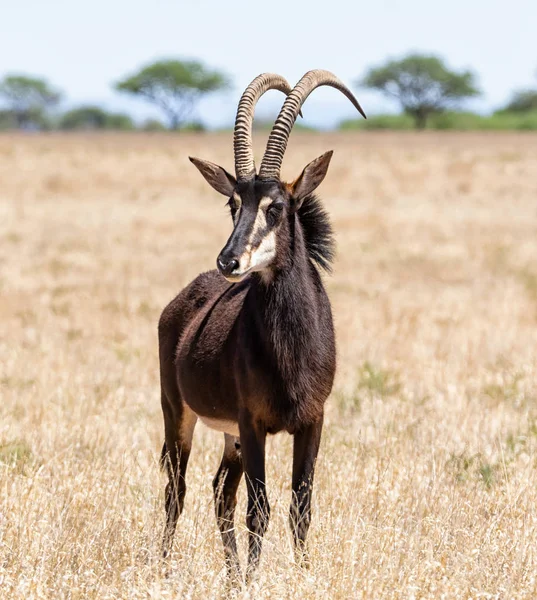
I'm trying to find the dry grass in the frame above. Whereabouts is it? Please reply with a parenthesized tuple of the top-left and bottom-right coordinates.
(1, 131, 537, 598)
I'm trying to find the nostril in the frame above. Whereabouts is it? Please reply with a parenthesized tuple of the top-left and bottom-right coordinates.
(217, 256, 239, 276)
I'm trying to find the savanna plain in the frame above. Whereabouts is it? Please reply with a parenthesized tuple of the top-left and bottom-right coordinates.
(1, 131, 537, 599)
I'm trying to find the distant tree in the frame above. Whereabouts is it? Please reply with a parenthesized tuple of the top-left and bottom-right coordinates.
(115, 59, 230, 130)
(141, 118, 167, 132)
(59, 106, 134, 130)
(103, 113, 134, 130)
(499, 89, 537, 113)
(0, 109, 16, 130)
(0, 74, 61, 129)
(359, 54, 480, 129)
(181, 121, 206, 132)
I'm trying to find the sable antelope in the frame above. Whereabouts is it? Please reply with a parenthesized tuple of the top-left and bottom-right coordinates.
(158, 70, 365, 580)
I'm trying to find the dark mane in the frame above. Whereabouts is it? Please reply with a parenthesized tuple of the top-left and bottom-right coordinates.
(297, 193, 336, 272)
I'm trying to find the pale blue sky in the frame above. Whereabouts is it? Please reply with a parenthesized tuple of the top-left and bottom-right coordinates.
(1, 0, 536, 128)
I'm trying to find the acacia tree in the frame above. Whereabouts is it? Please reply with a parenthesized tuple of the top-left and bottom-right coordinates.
(501, 89, 537, 113)
(359, 54, 480, 129)
(0, 75, 61, 129)
(59, 106, 134, 130)
(115, 59, 230, 130)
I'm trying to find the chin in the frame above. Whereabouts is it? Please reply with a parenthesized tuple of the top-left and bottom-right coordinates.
(221, 265, 275, 284)
(221, 270, 251, 283)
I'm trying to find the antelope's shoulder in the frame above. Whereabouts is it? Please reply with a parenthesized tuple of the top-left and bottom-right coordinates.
(158, 270, 228, 326)
(174, 271, 250, 358)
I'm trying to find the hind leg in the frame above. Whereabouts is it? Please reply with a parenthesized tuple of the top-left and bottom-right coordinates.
(213, 434, 244, 579)
(161, 394, 197, 559)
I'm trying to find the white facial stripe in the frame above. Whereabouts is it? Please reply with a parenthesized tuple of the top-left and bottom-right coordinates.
(232, 192, 242, 223)
(258, 196, 272, 210)
(237, 242, 252, 272)
(250, 230, 276, 269)
(247, 197, 270, 244)
(235, 197, 277, 276)
(237, 231, 276, 273)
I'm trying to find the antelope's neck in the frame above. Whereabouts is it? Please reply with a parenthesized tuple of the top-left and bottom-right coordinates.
(250, 226, 320, 376)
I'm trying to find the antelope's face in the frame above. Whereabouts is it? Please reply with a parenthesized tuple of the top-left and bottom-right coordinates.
(187, 70, 364, 284)
(217, 180, 287, 282)
(189, 150, 333, 283)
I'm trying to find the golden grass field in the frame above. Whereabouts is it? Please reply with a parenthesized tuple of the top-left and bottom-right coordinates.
(1, 131, 537, 599)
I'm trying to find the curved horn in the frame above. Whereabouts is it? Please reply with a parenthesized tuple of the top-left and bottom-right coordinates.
(259, 70, 366, 180)
(234, 73, 297, 181)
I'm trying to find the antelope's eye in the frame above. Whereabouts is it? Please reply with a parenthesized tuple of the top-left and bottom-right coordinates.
(266, 202, 284, 225)
(267, 202, 283, 215)
(227, 197, 239, 216)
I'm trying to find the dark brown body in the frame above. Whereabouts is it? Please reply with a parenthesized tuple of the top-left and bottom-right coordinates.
(158, 68, 364, 582)
(159, 69, 365, 580)
(162, 266, 334, 433)
(158, 202, 336, 579)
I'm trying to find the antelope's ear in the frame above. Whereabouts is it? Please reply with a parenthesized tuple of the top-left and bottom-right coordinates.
(189, 156, 236, 196)
(289, 150, 333, 207)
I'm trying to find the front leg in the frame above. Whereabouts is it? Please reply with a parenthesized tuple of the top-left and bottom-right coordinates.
(239, 410, 269, 582)
(290, 415, 324, 565)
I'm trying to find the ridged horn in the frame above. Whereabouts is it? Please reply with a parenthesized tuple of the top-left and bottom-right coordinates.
(234, 73, 297, 181)
(259, 70, 366, 180)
